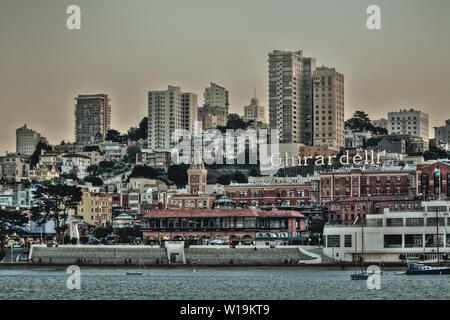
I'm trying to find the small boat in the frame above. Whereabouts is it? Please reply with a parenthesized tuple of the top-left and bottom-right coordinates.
(405, 262, 450, 275)
(125, 259, 145, 276)
(351, 273, 369, 280)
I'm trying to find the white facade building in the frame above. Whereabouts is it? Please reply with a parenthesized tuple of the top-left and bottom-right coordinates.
(148, 86, 198, 151)
(16, 124, 42, 156)
(324, 200, 450, 263)
(434, 119, 450, 147)
(388, 108, 429, 140)
(61, 154, 91, 179)
(268, 50, 316, 145)
(243, 97, 266, 123)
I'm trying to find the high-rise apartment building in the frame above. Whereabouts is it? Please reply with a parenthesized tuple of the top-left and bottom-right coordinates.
(434, 119, 450, 145)
(312, 66, 345, 150)
(268, 50, 316, 144)
(198, 82, 229, 127)
(75, 94, 111, 146)
(148, 86, 198, 151)
(388, 108, 429, 140)
(243, 97, 266, 123)
(182, 92, 198, 134)
(16, 124, 42, 156)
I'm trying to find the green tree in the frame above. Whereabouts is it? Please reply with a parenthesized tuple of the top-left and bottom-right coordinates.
(99, 160, 115, 169)
(127, 146, 142, 163)
(345, 111, 374, 132)
(0, 210, 28, 260)
(84, 175, 103, 186)
(30, 141, 53, 168)
(423, 146, 449, 161)
(217, 175, 231, 185)
(232, 171, 247, 183)
(167, 164, 189, 187)
(31, 182, 83, 244)
(138, 117, 148, 140)
(105, 129, 121, 142)
(87, 164, 99, 176)
(93, 226, 113, 239)
(249, 167, 261, 177)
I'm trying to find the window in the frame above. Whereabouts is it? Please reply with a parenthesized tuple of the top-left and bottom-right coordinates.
(384, 235, 402, 248)
(404, 234, 423, 248)
(386, 218, 403, 227)
(344, 235, 352, 248)
(406, 218, 424, 227)
(327, 235, 340, 248)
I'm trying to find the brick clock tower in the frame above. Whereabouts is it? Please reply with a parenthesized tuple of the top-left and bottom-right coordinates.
(187, 162, 207, 194)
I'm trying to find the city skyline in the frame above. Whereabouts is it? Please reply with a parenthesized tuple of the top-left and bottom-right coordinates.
(1, 0, 450, 154)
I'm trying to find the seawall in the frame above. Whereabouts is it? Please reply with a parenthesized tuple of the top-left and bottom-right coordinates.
(28, 245, 319, 266)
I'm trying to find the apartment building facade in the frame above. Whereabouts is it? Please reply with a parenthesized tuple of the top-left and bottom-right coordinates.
(388, 108, 429, 141)
(16, 124, 42, 156)
(75, 94, 111, 146)
(268, 50, 316, 144)
(148, 86, 198, 151)
(312, 66, 345, 150)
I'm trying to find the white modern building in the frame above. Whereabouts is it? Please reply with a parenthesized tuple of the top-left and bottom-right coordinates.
(61, 154, 91, 179)
(148, 86, 198, 151)
(434, 119, 450, 147)
(388, 108, 429, 141)
(16, 124, 42, 156)
(243, 96, 266, 124)
(100, 141, 127, 161)
(323, 200, 450, 263)
(268, 50, 316, 145)
(198, 82, 229, 128)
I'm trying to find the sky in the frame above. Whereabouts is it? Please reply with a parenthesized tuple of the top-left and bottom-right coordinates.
(1, 0, 450, 154)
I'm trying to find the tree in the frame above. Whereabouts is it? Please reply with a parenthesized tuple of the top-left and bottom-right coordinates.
(232, 171, 247, 183)
(105, 130, 123, 143)
(167, 164, 189, 187)
(130, 165, 160, 179)
(84, 175, 103, 186)
(127, 117, 148, 141)
(138, 117, 148, 140)
(249, 167, 261, 177)
(87, 164, 99, 176)
(345, 111, 374, 132)
(93, 226, 112, 239)
(127, 146, 142, 163)
(0, 210, 28, 260)
(217, 175, 231, 185)
(99, 160, 115, 170)
(31, 182, 83, 244)
(423, 146, 449, 161)
(30, 141, 53, 168)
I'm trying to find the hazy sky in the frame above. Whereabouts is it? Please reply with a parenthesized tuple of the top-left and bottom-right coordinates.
(1, 0, 450, 154)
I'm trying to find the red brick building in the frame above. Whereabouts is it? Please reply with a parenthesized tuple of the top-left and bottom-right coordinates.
(327, 195, 423, 225)
(320, 167, 416, 205)
(416, 161, 450, 199)
(224, 177, 319, 207)
(141, 209, 305, 241)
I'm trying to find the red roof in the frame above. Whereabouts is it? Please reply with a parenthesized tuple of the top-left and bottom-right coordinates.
(144, 208, 304, 218)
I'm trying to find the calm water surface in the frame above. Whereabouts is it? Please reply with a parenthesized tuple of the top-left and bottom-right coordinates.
(0, 268, 449, 300)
